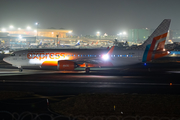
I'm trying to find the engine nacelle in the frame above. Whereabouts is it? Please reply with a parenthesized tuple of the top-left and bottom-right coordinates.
(57, 60, 78, 71)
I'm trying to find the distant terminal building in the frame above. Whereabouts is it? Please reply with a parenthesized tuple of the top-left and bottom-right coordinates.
(127, 28, 152, 43)
(127, 28, 172, 44)
(38, 29, 72, 38)
(0, 29, 73, 47)
(171, 29, 180, 42)
(0, 29, 72, 38)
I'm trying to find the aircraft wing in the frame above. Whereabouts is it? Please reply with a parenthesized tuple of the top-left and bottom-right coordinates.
(71, 46, 115, 64)
(72, 57, 104, 64)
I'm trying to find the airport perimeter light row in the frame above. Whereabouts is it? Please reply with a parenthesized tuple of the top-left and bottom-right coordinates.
(1, 28, 39, 33)
(1, 22, 36, 32)
(1, 26, 32, 31)
(117, 32, 127, 35)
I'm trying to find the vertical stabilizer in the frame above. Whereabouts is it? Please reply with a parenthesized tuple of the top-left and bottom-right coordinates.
(142, 19, 171, 62)
(75, 40, 80, 46)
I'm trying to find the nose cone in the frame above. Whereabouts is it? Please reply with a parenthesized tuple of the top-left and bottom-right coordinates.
(3, 57, 11, 64)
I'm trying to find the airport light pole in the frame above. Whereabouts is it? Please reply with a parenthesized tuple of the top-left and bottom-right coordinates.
(36, 22, 39, 41)
(27, 26, 31, 30)
(9, 25, 14, 29)
(97, 31, 100, 40)
(56, 35, 59, 47)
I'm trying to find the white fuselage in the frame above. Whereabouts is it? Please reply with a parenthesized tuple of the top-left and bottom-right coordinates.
(3, 49, 144, 68)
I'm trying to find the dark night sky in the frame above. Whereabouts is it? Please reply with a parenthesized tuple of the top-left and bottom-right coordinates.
(0, 0, 180, 36)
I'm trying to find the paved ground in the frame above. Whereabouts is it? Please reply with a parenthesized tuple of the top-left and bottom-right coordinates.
(0, 66, 180, 96)
(1, 61, 180, 117)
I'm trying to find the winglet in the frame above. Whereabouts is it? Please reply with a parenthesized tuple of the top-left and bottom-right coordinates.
(107, 46, 115, 55)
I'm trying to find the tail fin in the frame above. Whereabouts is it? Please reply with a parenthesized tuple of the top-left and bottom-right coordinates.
(39, 40, 42, 45)
(142, 19, 171, 62)
(96, 41, 98, 45)
(75, 40, 80, 46)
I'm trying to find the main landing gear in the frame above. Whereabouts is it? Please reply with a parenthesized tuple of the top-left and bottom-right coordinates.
(85, 67, 90, 73)
(19, 68, 23, 72)
(85, 63, 90, 73)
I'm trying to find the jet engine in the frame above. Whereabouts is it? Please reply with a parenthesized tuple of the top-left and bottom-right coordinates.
(57, 60, 78, 71)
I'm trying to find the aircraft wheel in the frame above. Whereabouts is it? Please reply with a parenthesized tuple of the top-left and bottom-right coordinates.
(85, 68, 90, 73)
(19, 68, 23, 72)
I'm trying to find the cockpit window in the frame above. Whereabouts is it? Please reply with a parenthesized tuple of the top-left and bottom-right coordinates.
(10, 53, 15, 56)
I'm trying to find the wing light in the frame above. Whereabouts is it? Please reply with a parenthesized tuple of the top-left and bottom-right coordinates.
(102, 54, 109, 61)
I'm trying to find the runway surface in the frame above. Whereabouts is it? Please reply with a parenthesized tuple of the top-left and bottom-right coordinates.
(0, 67, 180, 96)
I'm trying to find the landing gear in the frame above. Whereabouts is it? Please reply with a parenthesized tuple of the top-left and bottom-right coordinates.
(19, 68, 23, 72)
(85, 63, 90, 73)
(85, 67, 90, 73)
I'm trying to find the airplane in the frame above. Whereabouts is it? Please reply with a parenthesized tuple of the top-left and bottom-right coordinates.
(60, 40, 80, 47)
(3, 19, 171, 73)
(82, 41, 93, 46)
(29, 40, 42, 48)
(93, 41, 99, 46)
(82, 41, 97, 47)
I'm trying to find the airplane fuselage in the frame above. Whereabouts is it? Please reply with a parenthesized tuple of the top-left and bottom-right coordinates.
(4, 49, 144, 68)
